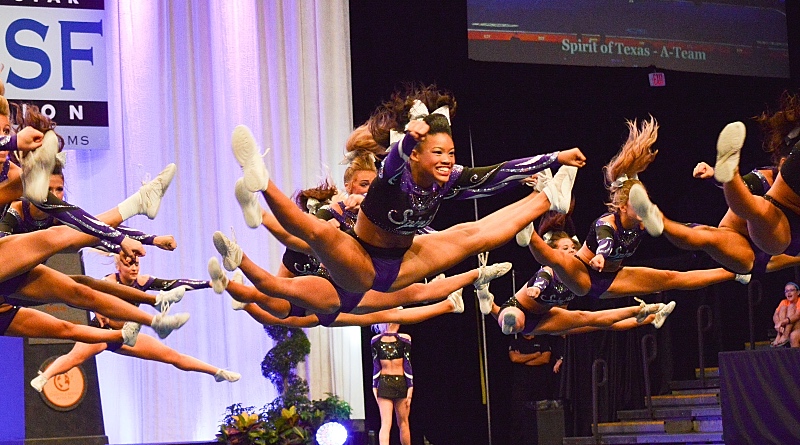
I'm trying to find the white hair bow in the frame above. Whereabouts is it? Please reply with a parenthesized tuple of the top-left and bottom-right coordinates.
(306, 197, 322, 214)
(389, 99, 451, 145)
(611, 173, 639, 189)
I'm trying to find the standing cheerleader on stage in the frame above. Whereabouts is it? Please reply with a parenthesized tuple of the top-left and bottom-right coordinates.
(525, 117, 749, 301)
(371, 323, 413, 445)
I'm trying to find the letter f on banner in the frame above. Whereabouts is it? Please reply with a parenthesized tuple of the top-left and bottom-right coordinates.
(60, 20, 103, 91)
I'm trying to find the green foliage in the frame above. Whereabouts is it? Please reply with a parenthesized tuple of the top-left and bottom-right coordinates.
(217, 395, 351, 445)
(261, 326, 311, 390)
(312, 394, 352, 423)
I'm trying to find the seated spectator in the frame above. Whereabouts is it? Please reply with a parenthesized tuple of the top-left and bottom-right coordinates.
(772, 282, 800, 347)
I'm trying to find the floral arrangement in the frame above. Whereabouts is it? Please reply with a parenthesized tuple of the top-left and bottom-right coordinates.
(217, 326, 352, 445)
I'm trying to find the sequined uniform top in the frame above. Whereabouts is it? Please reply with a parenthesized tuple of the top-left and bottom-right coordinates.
(528, 267, 576, 306)
(0, 135, 17, 151)
(585, 212, 645, 261)
(742, 167, 778, 196)
(281, 248, 331, 281)
(371, 332, 413, 388)
(360, 132, 560, 236)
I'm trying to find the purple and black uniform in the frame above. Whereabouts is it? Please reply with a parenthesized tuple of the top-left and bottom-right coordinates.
(0, 198, 162, 253)
(528, 267, 576, 307)
(109, 272, 210, 293)
(0, 135, 18, 152)
(0, 136, 18, 216)
(280, 248, 343, 325)
(357, 132, 560, 292)
(763, 148, 800, 256)
(578, 212, 645, 298)
(705, 167, 785, 277)
(371, 332, 413, 400)
(500, 268, 576, 335)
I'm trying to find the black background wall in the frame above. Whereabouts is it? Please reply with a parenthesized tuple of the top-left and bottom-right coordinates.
(350, 1, 800, 444)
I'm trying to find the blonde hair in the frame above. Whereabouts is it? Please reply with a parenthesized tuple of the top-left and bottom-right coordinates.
(343, 151, 377, 185)
(606, 178, 644, 213)
(603, 117, 658, 211)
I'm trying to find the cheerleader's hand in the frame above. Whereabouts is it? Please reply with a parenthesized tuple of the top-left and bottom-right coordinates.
(406, 119, 429, 142)
(557, 147, 586, 168)
(589, 254, 604, 272)
(693, 162, 714, 179)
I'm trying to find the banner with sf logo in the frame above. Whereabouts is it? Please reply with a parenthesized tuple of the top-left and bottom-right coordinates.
(0, 0, 109, 149)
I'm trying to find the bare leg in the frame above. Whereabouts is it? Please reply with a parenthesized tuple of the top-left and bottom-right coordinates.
(375, 394, 396, 445)
(69, 275, 156, 306)
(530, 306, 642, 334)
(605, 267, 735, 298)
(557, 314, 656, 335)
(0, 226, 99, 281)
(790, 329, 800, 348)
(235, 301, 317, 328)
(96, 208, 124, 227)
(394, 396, 412, 445)
(259, 207, 314, 255)
(41, 342, 108, 379)
(773, 304, 790, 345)
(226, 279, 293, 318)
(723, 171, 791, 255)
(392, 192, 555, 290)
(237, 252, 341, 313)
(333, 300, 456, 327)
(355, 269, 479, 313)
(116, 334, 220, 376)
(5, 307, 124, 343)
(661, 213, 754, 274)
(260, 181, 375, 291)
(767, 254, 800, 272)
(14, 265, 159, 325)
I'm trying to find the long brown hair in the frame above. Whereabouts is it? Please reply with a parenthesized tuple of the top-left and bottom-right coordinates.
(755, 90, 800, 165)
(368, 83, 457, 148)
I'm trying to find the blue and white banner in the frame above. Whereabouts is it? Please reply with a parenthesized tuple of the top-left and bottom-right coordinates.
(0, 0, 108, 149)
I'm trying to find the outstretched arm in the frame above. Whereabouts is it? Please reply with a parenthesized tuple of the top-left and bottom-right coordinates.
(147, 277, 211, 292)
(33, 193, 143, 257)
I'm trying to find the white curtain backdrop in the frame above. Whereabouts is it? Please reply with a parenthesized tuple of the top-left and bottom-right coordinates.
(63, 1, 363, 442)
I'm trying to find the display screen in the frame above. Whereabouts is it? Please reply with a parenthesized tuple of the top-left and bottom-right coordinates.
(468, 0, 790, 78)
